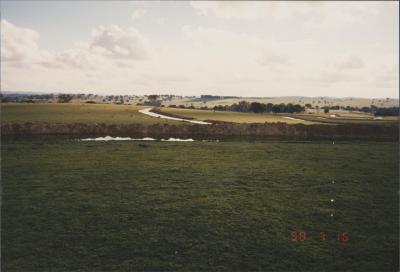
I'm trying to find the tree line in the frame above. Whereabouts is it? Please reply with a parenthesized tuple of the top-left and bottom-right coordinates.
(168, 101, 305, 114)
(213, 101, 305, 113)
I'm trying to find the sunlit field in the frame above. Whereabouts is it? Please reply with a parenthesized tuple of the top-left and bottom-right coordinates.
(0, 103, 177, 125)
(159, 107, 397, 125)
(160, 107, 315, 124)
(2, 103, 397, 126)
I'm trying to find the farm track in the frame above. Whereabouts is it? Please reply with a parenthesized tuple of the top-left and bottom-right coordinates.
(139, 108, 212, 125)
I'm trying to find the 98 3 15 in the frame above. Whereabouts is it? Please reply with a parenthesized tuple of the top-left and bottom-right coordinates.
(290, 231, 349, 243)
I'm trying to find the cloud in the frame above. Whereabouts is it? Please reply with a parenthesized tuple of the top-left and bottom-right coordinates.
(336, 55, 365, 70)
(1, 20, 152, 72)
(90, 24, 151, 60)
(258, 52, 290, 66)
(182, 24, 295, 71)
(0, 19, 48, 66)
(190, 1, 277, 20)
(313, 71, 356, 85)
(182, 24, 272, 47)
(131, 9, 147, 20)
(371, 64, 399, 88)
(190, 1, 382, 29)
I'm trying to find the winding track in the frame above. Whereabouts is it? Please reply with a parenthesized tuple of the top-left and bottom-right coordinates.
(138, 108, 212, 125)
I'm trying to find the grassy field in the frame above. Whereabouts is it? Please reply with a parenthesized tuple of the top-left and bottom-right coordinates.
(0, 103, 178, 125)
(2, 138, 398, 271)
(2, 103, 397, 126)
(296, 114, 399, 125)
(160, 107, 317, 124)
(159, 107, 398, 126)
(2, 103, 316, 125)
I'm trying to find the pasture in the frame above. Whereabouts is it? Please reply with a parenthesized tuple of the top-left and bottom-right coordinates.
(2, 103, 397, 126)
(159, 107, 397, 125)
(0, 103, 177, 125)
(2, 138, 398, 271)
(160, 107, 315, 124)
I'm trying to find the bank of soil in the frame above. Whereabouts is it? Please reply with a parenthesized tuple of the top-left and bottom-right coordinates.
(1, 122, 398, 141)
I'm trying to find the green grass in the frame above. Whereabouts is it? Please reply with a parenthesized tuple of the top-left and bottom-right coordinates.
(158, 108, 398, 126)
(2, 103, 397, 126)
(0, 103, 180, 125)
(297, 114, 398, 125)
(2, 138, 398, 271)
(160, 108, 317, 124)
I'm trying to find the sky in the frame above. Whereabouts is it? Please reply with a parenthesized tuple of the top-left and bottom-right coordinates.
(0, 1, 399, 98)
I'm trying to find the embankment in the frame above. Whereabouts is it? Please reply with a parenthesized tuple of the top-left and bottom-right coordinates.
(1, 122, 398, 141)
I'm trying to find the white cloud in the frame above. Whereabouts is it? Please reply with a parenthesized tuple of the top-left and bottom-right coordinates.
(190, 1, 383, 29)
(190, 1, 278, 20)
(371, 64, 399, 88)
(258, 51, 290, 66)
(1, 20, 151, 72)
(156, 17, 167, 26)
(336, 55, 365, 70)
(0, 19, 48, 66)
(131, 9, 147, 20)
(90, 25, 151, 60)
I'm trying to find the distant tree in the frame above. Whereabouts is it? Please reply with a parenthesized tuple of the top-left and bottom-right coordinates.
(324, 108, 330, 114)
(213, 105, 225, 111)
(293, 104, 304, 113)
(266, 103, 274, 113)
(249, 102, 266, 113)
(148, 95, 159, 102)
(57, 94, 73, 103)
(374, 107, 399, 116)
(330, 105, 340, 110)
(360, 106, 370, 113)
(305, 103, 312, 109)
(272, 104, 281, 113)
(286, 103, 295, 113)
(231, 101, 250, 112)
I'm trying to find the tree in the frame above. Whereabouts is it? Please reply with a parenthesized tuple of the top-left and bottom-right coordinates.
(266, 103, 273, 113)
(272, 104, 281, 113)
(237, 101, 250, 112)
(324, 108, 330, 114)
(293, 104, 304, 113)
(374, 107, 399, 116)
(361, 107, 370, 113)
(249, 102, 266, 113)
(57, 94, 73, 103)
(286, 103, 295, 113)
(148, 95, 159, 102)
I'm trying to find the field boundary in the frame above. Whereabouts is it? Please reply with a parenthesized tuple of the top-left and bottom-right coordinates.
(1, 122, 398, 141)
